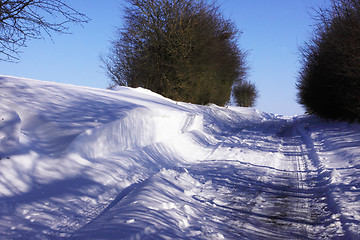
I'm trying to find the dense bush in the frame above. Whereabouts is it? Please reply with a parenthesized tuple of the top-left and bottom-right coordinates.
(297, 0, 360, 122)
(103, 0, 250, 106)
(233, 80, 258, 107)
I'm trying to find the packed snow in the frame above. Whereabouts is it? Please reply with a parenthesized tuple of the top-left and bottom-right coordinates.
(0, 76, 359, 239)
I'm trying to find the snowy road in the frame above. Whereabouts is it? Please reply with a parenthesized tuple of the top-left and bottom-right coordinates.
(71, 118, 350, 239)
(181, 119, 345, 239)
(1, 76, 359, 239)
(200, 120, 338, 239)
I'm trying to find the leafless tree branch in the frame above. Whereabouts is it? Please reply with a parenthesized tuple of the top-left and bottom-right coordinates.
(0, 0, 90, 61)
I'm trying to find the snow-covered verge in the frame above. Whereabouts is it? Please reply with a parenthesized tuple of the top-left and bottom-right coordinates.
(301, 118, 360, 237)
(0, 76, 359, 239)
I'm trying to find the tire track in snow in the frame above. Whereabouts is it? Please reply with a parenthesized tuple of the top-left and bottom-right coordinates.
(275, 122, 330, 239)
(295, 122, 351, 239)
(257, 119, 347, 239)
(185, 117, 347, 239)
(176, 118, 314, 239)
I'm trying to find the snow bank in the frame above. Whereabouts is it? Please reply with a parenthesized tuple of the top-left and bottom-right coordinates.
(0, 103, 20, 155)
(66, 107, 203, 159)
(71, 168, 226, 240)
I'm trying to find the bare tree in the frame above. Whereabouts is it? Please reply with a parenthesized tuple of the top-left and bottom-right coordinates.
(0, 0, 90, 61)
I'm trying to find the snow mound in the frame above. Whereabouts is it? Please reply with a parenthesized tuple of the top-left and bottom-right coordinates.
(0, 103, 21, 155)
(66, 107, 203, 159)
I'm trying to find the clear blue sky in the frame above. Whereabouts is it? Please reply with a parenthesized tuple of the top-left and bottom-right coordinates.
(1, 0, 329, 116)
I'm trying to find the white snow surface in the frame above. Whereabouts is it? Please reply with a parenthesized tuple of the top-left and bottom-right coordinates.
(0, 76, 359, 239)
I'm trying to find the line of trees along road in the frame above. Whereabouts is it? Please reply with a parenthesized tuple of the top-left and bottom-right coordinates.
(297, 0, 360, 122)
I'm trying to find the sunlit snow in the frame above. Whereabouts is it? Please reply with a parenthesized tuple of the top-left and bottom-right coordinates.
(0, 76, 359, 239)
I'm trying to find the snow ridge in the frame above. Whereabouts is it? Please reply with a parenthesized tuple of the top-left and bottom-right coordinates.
(65, 107, 199, 159)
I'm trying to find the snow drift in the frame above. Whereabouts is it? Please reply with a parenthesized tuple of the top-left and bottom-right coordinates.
(0, 76, 359, 239)
(66, 107, 203, 159)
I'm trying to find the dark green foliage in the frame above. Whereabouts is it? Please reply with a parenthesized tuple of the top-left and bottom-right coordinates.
(297, 0, 360, 122)
(103, 0, 248, 106)
(233, 80, 258, 107)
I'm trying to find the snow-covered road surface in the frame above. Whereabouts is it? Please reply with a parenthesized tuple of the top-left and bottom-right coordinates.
(0, 76, 359, 239)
